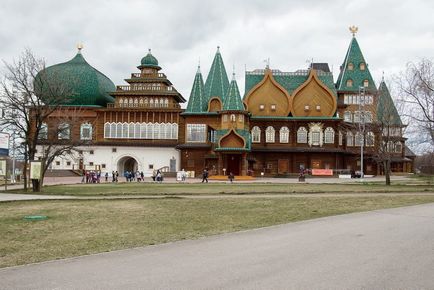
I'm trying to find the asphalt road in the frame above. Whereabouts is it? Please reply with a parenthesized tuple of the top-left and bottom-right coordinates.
(1, 203, 434, 290)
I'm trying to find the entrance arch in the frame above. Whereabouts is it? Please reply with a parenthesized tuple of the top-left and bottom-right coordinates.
(117, 156, 138, 174)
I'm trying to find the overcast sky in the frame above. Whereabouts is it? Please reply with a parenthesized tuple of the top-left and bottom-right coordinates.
(1, 0, 434, 101)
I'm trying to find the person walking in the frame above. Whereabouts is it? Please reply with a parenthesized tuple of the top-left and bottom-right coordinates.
(115, 171, 119, 183)
(112, 171, 115, 182)
(201, 168, 208, 183)
(228, 172, 234, 183)
(181, 169, 187, 182)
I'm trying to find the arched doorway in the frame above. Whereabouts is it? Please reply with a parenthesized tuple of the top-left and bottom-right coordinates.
(117, 156, 138, 174)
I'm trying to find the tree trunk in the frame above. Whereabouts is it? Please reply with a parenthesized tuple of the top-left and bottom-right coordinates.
(23, 154, 28, 191)
(384, 159, 391, 186)
(31, 179, 41, 192)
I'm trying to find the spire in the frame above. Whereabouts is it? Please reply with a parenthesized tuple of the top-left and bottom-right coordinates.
(223, 73, 244, 111)
(377, 79, 402, 126)
(336, 30, 376, 92)
(186, 65, 206, 112)
(204, 47, 230, 103)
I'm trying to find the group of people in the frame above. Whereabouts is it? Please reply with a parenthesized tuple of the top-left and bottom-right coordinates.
(152, 170, 163, 183)
(83, 171, 101, 183)
(124, 170, 145, 182)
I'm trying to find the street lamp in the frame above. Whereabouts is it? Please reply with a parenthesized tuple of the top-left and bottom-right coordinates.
(358, 86, 365, 179)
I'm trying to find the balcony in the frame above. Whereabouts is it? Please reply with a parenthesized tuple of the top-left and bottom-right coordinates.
(116, 85, 177, 92)
(130, 72, 167, 79)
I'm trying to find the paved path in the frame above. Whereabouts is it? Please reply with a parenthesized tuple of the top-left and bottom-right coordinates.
(1, 203, 434, 290)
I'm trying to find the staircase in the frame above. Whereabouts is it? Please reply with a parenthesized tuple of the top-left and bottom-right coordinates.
(45, 170, 82, 177)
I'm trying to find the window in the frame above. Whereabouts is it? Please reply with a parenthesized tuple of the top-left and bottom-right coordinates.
(271, 104, 276, 111)
(238, 115, 244, 122)
(56, 161, 60, 166)
(230, 114, 236, 122)
(187, 124, 207, 142)
(297, 127, 307, 143)
(346, 132, 354, 147)
(104, 123, 110, 138)
(89, 150, 94, 155)
(58, 123, 71, 140)
(364, 111, 373, 123)
(363, 80, 369, 87)
(346, 79, 353, 87)
(366, 131, 375, 147)
(354, 111, 361, 123)
(265, 126, 275, 143)
(279, 126, 289, 143)
(324, 127, 335, 144)
(89, 162, 94, 166)
(308, 123, 323, 146)
(80, 123, 93, 140)
(360, 63, 366, 70)
(304, 105, 310, 111)
(149, 164, 154, 170)
(112, 148, 117, 153)
(316, 105, 321, 111)
(339, 131, 343, 146)
(102, 164, 106, 169)
(252, 126, 261, 143)
(395, 142, 402, 153)
(38, 123, 48, 139)
(259, 104, 265, 111)
(223, 115, 228, 122)
(66, 161, 71, 166)
(344, 111, 352, 122)
(387, 141, 394, 152)
(347, 63, 354, 70)
(354, 132, 363, 146)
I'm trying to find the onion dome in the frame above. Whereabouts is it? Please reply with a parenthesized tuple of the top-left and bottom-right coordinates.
(35, 45, 115, 107)
(138, 49, 161, 70)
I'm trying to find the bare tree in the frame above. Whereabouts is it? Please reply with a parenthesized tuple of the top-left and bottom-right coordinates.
(0, 49, 84, 192)
(372, 82, 405, 185)
(396, 59, 434, 150)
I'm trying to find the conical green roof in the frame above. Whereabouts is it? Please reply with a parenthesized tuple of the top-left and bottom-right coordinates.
(377, 80, 402, 126)
(204, 47, 230, 102)
(223, 75, 244, 111)
(35, 50, 115, 107)
(186, 66, 206, 112)
(336, 36, 376, 92)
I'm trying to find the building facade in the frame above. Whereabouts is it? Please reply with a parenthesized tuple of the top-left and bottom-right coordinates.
(36, 30, 413, 177)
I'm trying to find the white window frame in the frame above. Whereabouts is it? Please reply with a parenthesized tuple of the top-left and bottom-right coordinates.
(265, 126, 275, 143)
(252, 126, 261, 143)
(279, 126, 289, 143)
(297, 127, 307, 144)
(80, 123, 93, 140)
(324, 127, 335, 144)
(187, 124, 207, 143)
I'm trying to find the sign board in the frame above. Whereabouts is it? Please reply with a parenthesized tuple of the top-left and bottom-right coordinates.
(0, 160, 6, 176)
(84, 165, 100, 171)
(0, 133, 9, 156)
(311, 169, 333, 176)
(30, 161, 42, 180)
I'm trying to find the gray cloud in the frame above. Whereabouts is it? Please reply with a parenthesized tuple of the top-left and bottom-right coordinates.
(1, 0, 434, 101)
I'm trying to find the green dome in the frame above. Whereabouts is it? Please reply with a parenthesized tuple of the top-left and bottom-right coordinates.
(35, 51, 115, 107)
(140, 49, 161, 69)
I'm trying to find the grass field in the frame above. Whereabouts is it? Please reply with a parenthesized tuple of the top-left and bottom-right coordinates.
(2, 194, 434, 268)
(10, 179, 434, 196)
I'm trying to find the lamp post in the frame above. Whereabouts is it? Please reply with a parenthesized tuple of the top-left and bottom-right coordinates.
(358, 86, 365, 179)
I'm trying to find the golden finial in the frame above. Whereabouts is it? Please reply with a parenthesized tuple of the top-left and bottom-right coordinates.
(349, 25, 358, 37)
(77, 43, 83, 51)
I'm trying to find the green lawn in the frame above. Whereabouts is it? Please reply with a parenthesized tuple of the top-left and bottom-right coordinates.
(10, 181, 434, 196)
(2, 195, 434, 268)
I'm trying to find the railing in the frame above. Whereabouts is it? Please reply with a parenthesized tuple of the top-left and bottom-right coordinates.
(246, 69, 332, 77)
(114, 103, 181, 109)
(116, 85, 176, 92)
(130, 72, 167, 79)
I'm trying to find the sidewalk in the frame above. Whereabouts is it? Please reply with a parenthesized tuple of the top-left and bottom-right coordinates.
(0, 175, 412, 192)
